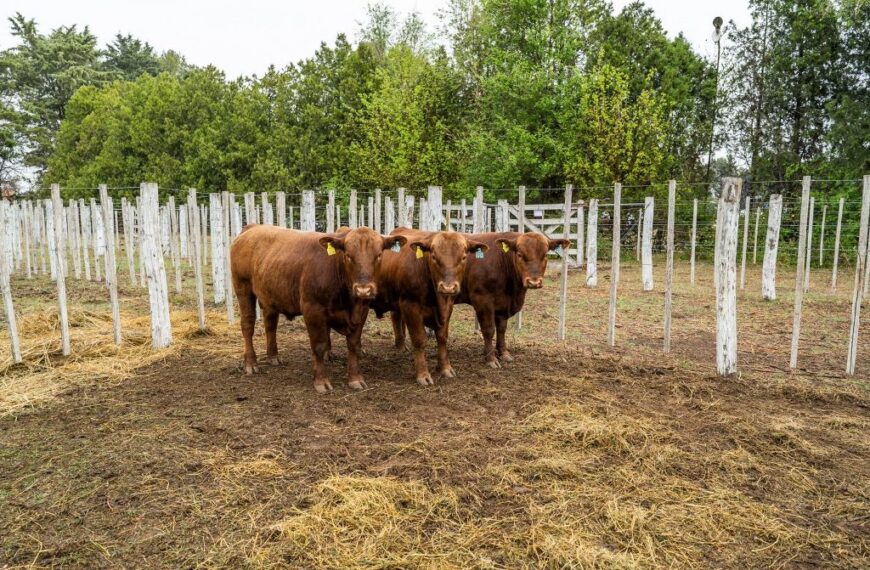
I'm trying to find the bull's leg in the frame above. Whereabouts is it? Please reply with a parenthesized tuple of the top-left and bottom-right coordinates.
(402, 305, 433, 386)
(435, 323, 455, 378)
(391, 310, 406, 350)
(263, 310, 282, 365)
(476, 305, 499, 369)
(495, 315, 513, 362)
(345, 324, 367, 390)
(235, 282, 259, 374)
(303, 310, 333, 394)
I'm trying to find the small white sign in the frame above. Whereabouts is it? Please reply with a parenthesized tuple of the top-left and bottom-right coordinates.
(534, 209, 544, 218)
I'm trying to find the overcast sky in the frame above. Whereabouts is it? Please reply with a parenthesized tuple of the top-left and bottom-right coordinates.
(1, 0, 750, 78)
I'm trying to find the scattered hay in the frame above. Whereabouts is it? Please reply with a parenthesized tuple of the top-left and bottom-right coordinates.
(254, 475, 496, 568)
(0, 307, 230, 417)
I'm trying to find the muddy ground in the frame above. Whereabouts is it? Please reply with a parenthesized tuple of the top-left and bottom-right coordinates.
(1, 262, 868, 568)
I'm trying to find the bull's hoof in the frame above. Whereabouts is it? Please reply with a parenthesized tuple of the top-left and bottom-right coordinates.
(487, 359, 502, 369)
(499, 351, 514, 363)
(314, 379, 333, 394)
(416, 373, 434, 386)
(394, 341, 407, 352)
(347, 376, 368, 390)
(324, 350, 332, 362)
(244, 364, 259, 375)
(440, 365, 456, 379)
(267, 356, 282, 366)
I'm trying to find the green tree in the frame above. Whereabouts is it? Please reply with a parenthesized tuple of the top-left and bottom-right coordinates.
(0, 13, 111, 171)
(103, 33, 161, 80)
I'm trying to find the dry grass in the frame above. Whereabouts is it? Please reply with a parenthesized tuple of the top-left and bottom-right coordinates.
(1, 263, 868, 568)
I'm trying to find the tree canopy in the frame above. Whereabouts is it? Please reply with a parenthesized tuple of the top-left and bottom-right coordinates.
(0, 1, 865, 198)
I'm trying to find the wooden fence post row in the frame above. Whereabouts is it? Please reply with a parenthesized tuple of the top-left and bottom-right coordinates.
(3, 179, 870, 376)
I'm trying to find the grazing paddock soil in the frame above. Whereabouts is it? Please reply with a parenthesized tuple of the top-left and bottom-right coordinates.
(1, 259, 869, 568)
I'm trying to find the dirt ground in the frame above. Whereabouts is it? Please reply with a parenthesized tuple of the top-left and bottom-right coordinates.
(1, 259, 868, 568)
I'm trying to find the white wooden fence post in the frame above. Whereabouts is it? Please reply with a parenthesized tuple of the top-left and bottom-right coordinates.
(831, 197, 844, 291)
(261, 192, 273, 226)
(418, 199, 426, 230)
(209, 194, 226, 303)
(79, 198, 92, 281)
(608, 184, 622, 346)
(819, 204, 827, 266)
(446, 199, 453, 230)
(517, 186, 526, 234)
(753, 206, 761, 264)
(405, 195, 415, 229)
(168, 196, 182, 294)
(374, 189, 382, 233)
(474, 186, 485, 233)
(663, 180, 676, 353)
(348, 190, 357, 229)
(385, 196, 395, 233)
(575, 203, 585, 268)
(91, 198, 104, 282)
(427, 186, 443, 231)
(50, 184, 71, 355)
(715, 178, 742, 376)
(0, 200, 22, 363)
(188, 189, 206, 331)
(761, 194, 783, 300)
(99, 185, 121, 345)
(68, 200, 82, 280)
(121, 198, 136, 285)
(740, 196, 750, 290)
(641, 196, 654, 291)
(790, 176, 812, 369)
(558, 185, 572, 341)
(302, 190, 316, 231)
(397, 188, 406, 229)
(367, 195, 374, 228)
(846, 175, 870, 375)
(244, 192, 255, 226)
(460, 198, 467, 232)
(690, 198, 698, 285)
(141, 183, 172, 348)
(803, 196, 815, 292)
(276, 191, 286, 228)
(586, 199, 598, 287)
(327, 190, 335, 232)
(223, 191, 234, 324)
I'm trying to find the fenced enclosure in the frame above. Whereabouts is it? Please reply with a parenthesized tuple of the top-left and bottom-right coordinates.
(2, 176, 869, 379)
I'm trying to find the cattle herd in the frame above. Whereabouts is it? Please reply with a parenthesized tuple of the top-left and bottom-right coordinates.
(230, 225, 570, 393)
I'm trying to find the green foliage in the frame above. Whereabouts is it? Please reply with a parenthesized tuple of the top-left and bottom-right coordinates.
(2, 1, 865, 198)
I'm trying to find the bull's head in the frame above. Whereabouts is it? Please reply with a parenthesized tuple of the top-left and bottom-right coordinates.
(496, 234, 570, 289)
(408, 232, 488, 296)
(319, 228, 406, 299)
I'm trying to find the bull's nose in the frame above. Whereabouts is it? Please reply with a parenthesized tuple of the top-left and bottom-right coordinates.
(525, 278, 543, 289)
(437, 281, 460, 295)
(353, 284, 377, 299)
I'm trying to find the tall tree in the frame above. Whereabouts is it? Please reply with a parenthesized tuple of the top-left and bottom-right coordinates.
(0, 13, 111, 172)
(103, 33, 161, 80)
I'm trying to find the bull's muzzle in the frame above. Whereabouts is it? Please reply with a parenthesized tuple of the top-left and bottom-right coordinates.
(525, 277, 544, 289)
(437, 281, 461, 295)
(353, 283, 377, 299)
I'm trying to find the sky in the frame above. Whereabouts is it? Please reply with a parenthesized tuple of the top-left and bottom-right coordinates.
(1, 0, 750, 78)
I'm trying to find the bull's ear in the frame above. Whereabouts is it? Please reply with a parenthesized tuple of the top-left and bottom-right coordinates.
(466, 240, 489, 253)
(495, 238, 517, 253)
(382, 235, 407, 251)
(548, 238, 571, 251)
(319, 235, 346, 252)
(408, 238, 432, 252)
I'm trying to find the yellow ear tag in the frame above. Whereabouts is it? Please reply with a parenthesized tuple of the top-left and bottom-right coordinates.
(416, 246, 424, 259)
(326, 242, 336, 256)
(501, 242, 510, 253)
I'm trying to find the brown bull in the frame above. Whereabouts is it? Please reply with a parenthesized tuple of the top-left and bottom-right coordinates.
(456, 232, 570, 367)
(230, 225, 406, 393)
(373, 228, 487, 385)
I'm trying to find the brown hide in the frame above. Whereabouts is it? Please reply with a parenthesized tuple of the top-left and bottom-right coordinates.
(230, 224, 405, 392)
(456, 232, 570, 367)
(373, 228, 487, 385)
